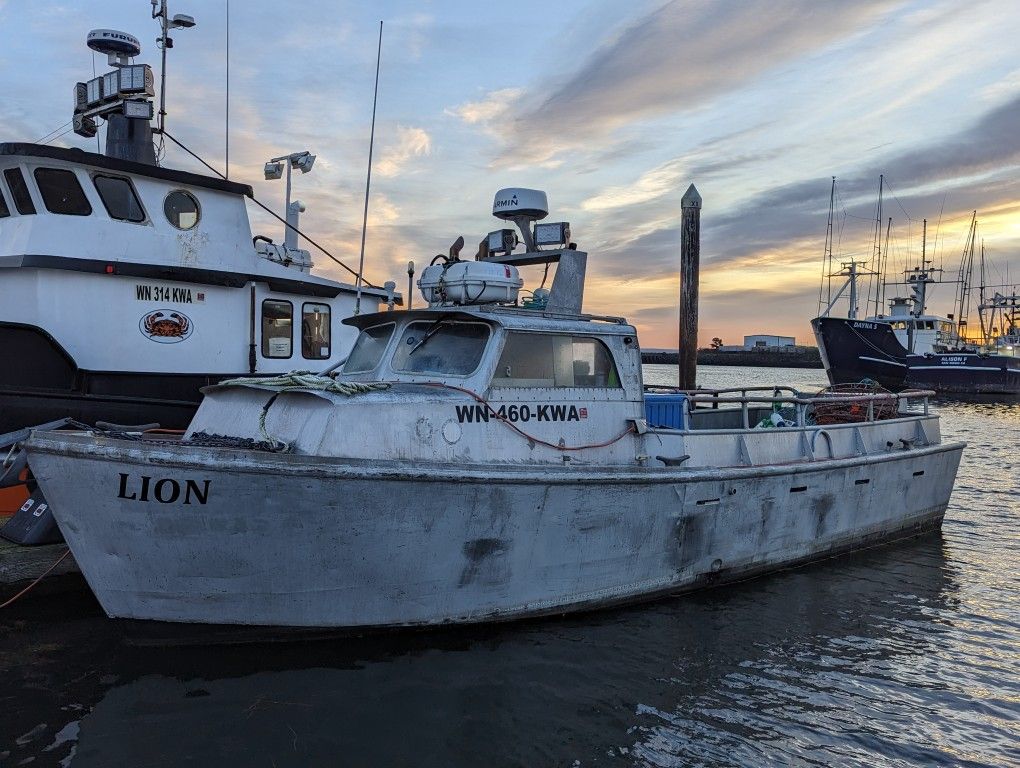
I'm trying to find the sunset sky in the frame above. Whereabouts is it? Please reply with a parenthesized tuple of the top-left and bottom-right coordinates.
(2, 0, 1018, 348)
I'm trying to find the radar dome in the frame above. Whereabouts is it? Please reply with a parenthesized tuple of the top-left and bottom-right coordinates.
(492, 188, 548, 221)
(87, 29, 142, 58)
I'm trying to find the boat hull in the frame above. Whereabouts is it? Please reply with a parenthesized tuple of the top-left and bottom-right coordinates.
(812, 316, 1020, 395)
(26, 433, 964, 628)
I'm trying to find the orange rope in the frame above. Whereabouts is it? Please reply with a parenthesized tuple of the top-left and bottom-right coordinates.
(0, 548, 72, 609)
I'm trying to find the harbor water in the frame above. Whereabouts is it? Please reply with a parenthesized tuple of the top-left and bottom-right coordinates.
(1, 365, 1017, 767)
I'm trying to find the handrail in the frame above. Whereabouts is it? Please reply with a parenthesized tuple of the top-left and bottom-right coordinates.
(643, 388, 934, 430)
(645, 385, 800, 396)
(681, 390, 932, 406)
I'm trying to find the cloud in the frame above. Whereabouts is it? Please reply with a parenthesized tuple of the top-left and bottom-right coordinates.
(375, 126, 432, 178)
(446, 88, 524, 130)
(582, 159, 686, 212)
(479, 0, 896, 165)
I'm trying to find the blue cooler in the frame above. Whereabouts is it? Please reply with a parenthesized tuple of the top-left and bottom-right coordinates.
(644, 393, 688, 430)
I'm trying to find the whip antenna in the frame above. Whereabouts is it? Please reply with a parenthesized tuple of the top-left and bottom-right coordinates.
(354, 20, 383, 315)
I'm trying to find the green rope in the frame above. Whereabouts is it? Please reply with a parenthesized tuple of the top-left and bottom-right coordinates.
(218, 372, 391, 396)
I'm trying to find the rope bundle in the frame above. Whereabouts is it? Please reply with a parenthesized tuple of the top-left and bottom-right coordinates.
(218, 372, 391, 396)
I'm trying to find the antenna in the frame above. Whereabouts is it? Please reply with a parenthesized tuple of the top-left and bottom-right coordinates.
(354, 21, 384, 316)
(225, 0, 230, 178)
(151, 0, 197, 139)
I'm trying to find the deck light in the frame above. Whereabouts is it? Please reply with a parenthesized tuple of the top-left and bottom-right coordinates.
(122, 100, 154, 119)
(85, 77, 103, 105)
(486, 228, 517, 256)
(264, 151, 316, 247)
(292, 153, 316, 174)
(264, 161, 284, 180)
(534, 221, 570, 247)
(117, 64, 155, 96)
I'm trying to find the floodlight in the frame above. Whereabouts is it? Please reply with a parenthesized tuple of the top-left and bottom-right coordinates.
(86, 77, 103, 105)
(486, 229, 516, 256)
(264, 161, 284, 180)
(73, 82, 88, 111)
(123, 100, 153, 119)
(73, 113, 98, 139)
(103, 71, 119, 99)
(118, 64, 154, 96)
(170, 13, 196, 28)
(534, 221, 570, 247)
(292, 153, 316, 173)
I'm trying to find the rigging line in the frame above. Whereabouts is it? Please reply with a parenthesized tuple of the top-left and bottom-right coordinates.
(42, 128, 74, 146)
(33, 121, 72, 144)
(161, 131, 376, 287)
(881, 179, 914, 222)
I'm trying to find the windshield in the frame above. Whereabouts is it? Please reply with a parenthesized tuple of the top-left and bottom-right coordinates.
(343, 323, 395, 373)
(391, 321, 490, 376)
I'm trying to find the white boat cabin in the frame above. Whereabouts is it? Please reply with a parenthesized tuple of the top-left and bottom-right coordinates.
(0, 142, 396, 429)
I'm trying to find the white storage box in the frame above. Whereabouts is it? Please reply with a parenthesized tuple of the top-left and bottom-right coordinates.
(419, 261, 523, 305)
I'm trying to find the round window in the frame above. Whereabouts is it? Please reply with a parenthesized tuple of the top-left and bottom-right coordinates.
(164, 190, 200, 230)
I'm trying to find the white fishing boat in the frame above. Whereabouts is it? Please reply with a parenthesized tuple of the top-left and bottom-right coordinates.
(0, 6, 397, 435)
(25, 188, 965, 628)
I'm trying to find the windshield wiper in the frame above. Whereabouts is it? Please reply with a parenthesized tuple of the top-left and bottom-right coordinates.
(408, 314, 453, 356)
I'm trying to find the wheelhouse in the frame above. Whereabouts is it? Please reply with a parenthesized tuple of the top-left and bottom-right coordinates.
(338, 308, 644, 401)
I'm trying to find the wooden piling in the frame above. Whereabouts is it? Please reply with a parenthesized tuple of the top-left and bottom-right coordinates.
(679, 184, 702, 389)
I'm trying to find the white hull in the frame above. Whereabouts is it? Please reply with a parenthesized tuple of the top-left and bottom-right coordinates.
(27, 432, 963, 628)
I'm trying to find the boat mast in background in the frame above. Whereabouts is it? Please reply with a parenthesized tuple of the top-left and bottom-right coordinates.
(869, 175, 884, 316)
(952, 211, 978, 341)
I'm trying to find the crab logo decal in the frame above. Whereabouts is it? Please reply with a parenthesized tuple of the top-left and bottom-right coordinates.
(140, 309, 193, 343)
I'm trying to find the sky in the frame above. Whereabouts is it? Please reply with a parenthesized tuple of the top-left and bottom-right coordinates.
(1, 0, 1018, 348)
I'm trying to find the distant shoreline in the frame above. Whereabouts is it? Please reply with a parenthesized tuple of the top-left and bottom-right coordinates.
(642, 349, 823, 369)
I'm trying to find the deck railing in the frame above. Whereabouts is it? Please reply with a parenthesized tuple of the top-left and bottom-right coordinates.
(643, 385, 934, 430)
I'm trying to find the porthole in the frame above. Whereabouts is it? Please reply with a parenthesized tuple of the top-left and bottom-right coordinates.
(164, 189, 200, 230)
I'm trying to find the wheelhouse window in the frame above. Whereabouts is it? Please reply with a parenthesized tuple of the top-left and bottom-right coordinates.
(34, 168, 92, 215)
(391, 321, 489, 376)
(164, 189, 200, 230)
(343, 323, 394, 373)
(492, 333, 621, 388)
(261, 299, 293, 358)
(301, 302, 331, 360)
(3, 168, 36, 214)
(0, 186, 9, 218)
(94, 175, 146, 222)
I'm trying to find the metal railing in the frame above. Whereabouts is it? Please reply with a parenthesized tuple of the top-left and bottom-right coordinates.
(644, 385, 934, 430)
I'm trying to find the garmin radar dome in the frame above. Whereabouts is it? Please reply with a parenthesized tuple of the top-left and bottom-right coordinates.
(492, 188, 549, 221)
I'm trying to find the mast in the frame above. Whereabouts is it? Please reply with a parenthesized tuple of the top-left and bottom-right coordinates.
(354, 20, 384, 316)
(820, 177, 836, 313)
(870, 175, 884, 316)
(879, 216, 892, 313)
(953, 212, 977, 342)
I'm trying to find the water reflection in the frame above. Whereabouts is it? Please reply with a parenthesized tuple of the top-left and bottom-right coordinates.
(8, 534, 991, 767)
